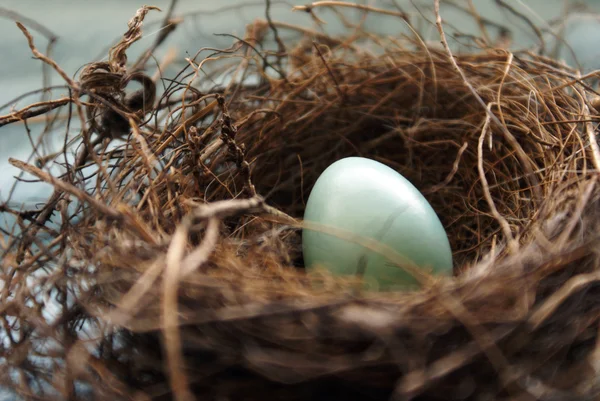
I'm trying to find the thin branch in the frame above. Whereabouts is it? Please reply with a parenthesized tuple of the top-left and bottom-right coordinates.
(217, 95, 257, 197)
(529, 270, 600, 330)
(8, 158, 156, 244)
(16, 22, 77, 89)
(494, 0, 545, 54)
(214, 33, 289, 83)
(477, 104, 518, 253)
(433, 0, 542, 204)
(313, 41, 346, 102)
(0, 98, 71, 127)
(163, 220, 194, 401)
(293, 1, 408, 20)
(0, 7, 58, 40)
(266, 0, 287, 75)
(132, 0, 180, 72)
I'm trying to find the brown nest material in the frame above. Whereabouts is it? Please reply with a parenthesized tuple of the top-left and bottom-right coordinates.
(3, 2, 600, 400)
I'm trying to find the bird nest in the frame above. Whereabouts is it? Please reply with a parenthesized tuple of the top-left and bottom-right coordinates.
(2, 3, 600, 400)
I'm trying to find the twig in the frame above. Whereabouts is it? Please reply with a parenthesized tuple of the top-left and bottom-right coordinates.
(264, 20, 349, 47)
(109, 5, 161, 72)
(217, 96, 257, 197)
(12, 22, 92, 263)
(435, 290, 526, 397)
(160, 195, 277, 397)
(155, 98, 218, 155)
(293, 1, 408, 20)
(8, 159, 118, 218)
(132, 0, 180, 72)
(577, 82, 600, 172)
(3, 3, 62, 110)
(266, 0, 287, 76)
(0, 97, 71, 127)
(312, 41, 346, 101)
(396, 327, 515, 398)
(529, 270, 600, 330)
(8, 158, 156, 244)
(557, 177, 597, 246)
(466, 0, 491, 45)
(163, 220, 194, 401)
(0, 7, 57, 40)
(477, 104, 518, 253)
(423, 142, 468, 194)
(494, 0, 545, 54)
(0, 85, 68, 111)
(180, 217, 220, 277)
(128, 117, 158, 172)
(214, 33, 289, 82)
(433, 0, 542, 204)
(16, 22, 77, 89)
(191, 196, 264, 220)
(441, 0, 509, 33)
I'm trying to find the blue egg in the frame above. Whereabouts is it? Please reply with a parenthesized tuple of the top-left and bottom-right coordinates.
(302, 157, 453, 290)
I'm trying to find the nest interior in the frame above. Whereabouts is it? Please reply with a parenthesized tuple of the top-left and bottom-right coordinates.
(2, 3, 600, 401)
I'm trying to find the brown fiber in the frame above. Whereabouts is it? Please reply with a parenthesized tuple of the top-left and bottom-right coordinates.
(2, 2, 600, 400)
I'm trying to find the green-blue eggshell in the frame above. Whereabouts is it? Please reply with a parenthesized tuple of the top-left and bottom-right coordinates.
(302, 157, 453, 290)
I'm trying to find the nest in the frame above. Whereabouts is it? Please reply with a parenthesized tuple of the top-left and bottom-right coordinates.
(2, 2, 600, 400)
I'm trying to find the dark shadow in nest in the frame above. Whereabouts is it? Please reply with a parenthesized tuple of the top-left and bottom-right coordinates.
(224, 56, 557, 270)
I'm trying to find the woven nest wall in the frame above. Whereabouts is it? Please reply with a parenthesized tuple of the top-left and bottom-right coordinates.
(2, 3, 600, 401)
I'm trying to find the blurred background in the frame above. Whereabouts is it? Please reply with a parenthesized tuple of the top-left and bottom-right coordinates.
(1, 0, 600, 215)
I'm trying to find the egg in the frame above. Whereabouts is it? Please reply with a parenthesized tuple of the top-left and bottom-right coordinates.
(302, 157, 453, 290)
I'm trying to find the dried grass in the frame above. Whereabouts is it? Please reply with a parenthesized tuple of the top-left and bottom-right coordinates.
(2, 2, 600, 400)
